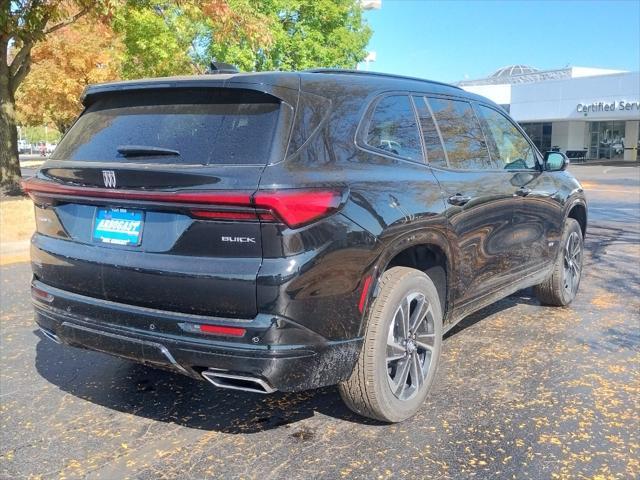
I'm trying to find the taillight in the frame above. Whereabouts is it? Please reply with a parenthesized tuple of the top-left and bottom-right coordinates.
(189, 210, 260, 221)
(253, 190, 343, 228)
(190, 190, 341, 227)
(189, 209, 278, 222)
(21, 178, 253, 205)
(22, 178, 344, 228)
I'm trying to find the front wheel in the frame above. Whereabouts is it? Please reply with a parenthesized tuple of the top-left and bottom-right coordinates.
(534, 218, 584, 306)
(339, 267, 443, 423)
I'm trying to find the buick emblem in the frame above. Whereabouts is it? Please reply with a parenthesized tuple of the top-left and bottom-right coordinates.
(102, 170, 117, 188)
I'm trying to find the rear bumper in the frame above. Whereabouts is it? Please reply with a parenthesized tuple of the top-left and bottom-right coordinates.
(32, 280, 362, 392)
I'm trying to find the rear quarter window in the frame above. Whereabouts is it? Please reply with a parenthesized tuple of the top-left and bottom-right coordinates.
(364, 95, 422, 161)
(53, 89, 282, 165)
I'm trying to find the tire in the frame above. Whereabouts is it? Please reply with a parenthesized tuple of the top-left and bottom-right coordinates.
(339, 267, 443, 423)
(534, 218, 584, 306)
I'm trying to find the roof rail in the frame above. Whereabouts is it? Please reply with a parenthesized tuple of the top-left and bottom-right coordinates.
(305, 68, 462, 90)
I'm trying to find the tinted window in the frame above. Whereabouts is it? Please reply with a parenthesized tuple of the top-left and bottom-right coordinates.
(427, 98, 492, 170)
(365, 95, 422, 161)
(477, 105, 536, 169)
(53, 89, 281, 165)
(413, 96, 447, 167)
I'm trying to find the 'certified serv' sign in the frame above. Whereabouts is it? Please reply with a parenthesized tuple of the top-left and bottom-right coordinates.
(577, 100, 640, 115)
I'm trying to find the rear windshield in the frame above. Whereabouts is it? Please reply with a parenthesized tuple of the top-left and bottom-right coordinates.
(52, 89, 281, 165)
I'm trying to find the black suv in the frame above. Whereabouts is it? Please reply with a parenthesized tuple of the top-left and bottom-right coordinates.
(24, 69, 587, 422)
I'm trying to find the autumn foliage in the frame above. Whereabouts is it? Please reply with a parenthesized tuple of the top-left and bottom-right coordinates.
(16, 19, 123, 133)
(2, 0, 371, 191)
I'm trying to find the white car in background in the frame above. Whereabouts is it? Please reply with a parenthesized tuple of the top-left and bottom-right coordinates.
(18, 140, 31, 154)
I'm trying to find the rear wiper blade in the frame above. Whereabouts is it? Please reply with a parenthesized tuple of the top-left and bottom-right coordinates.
(117, 145, 181, 157)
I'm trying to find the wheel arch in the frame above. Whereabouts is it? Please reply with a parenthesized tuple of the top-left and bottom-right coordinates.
(360, 229, 455, 335)
(567, 199, 587, 238)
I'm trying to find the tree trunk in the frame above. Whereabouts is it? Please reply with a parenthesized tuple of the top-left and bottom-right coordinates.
(1, 32, 22, 194)
(0, 80, 21, 194)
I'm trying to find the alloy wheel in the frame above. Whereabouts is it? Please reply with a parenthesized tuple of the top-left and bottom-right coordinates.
(386, 292, 436, 401)
(563, 231, 582, 297)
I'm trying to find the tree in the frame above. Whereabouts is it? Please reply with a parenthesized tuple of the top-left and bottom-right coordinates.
(1, 0, 113, 192)
(114, 0, 274, 79)
(16, 18, 123, 134)
(3, 0, 371, 193)
(114, 0, 371, 77)
(210, 0, 372, 72)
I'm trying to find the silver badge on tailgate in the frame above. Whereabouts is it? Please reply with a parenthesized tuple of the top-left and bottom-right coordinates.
(221, 236, 256, 243)
(102, 170, 117, 188)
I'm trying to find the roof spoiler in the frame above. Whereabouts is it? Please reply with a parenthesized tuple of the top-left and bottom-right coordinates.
(206, 61, 239, 74)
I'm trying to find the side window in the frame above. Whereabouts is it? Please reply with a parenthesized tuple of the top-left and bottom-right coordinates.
(413, 96, 447, 168)
(477, 104, 536, 170)
(365, 95, 422, 161)
(427, 97, 492, 170)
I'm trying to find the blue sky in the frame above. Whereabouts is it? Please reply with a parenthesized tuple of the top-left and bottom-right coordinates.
(359, 0, 640, 82)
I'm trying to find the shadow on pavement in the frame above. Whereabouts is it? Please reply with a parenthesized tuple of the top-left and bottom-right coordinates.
(33, 329, 385, 434)
(33, 292, 532, 434)
(445, 289, 539, 338)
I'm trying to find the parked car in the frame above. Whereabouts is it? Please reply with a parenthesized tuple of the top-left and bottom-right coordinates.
(17, 140, 31, 154)
(598, 139, 625, 159)
(23, 69, 587, 422)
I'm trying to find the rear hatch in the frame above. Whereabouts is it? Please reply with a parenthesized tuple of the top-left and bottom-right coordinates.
(27, 85, 293, 318)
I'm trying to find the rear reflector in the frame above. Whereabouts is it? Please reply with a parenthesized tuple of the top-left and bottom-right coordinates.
(358, 275, 373, 313)
(22, 178, 343, 228)
(199, 324, 246, 337)
(31, 286, 54, 303)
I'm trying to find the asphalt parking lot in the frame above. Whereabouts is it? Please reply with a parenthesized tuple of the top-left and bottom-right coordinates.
(1, 163, 638, 479)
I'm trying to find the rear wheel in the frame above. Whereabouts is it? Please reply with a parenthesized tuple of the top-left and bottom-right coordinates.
(339, 267, 443, 423)
(534, 218, 584, 306)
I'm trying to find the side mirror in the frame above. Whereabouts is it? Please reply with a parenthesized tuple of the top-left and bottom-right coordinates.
(544, 151, 569, 171)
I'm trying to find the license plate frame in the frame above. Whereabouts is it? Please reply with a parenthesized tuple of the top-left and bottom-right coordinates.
(93, 207, 144, 246)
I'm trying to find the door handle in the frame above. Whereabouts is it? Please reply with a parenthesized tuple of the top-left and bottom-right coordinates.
(515, 187, 532, 197)
(448, 193, 471, 206)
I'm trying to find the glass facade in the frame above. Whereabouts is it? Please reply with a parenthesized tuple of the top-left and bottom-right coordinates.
(520, 122, 552, 153)
(588, 121, 626, 160)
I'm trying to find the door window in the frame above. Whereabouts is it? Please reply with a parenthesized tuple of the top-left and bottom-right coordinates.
(365, 95, 423, 161)
(413, 96, 448, 168)
(427, 98, 492, 170)
(477, 105, 536, 170)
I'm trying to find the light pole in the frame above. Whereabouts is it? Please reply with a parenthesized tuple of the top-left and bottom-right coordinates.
(359, 0, 381, 71)
(361, 0, 382, 9)
(363, 51, 377, 71)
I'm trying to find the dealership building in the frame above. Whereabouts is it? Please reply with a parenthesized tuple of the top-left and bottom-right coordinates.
(458, 65, 640, 161)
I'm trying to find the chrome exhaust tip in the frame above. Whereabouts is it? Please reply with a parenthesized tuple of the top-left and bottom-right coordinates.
(202, 370, 276, 394)
(39, 327, 62, 344)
